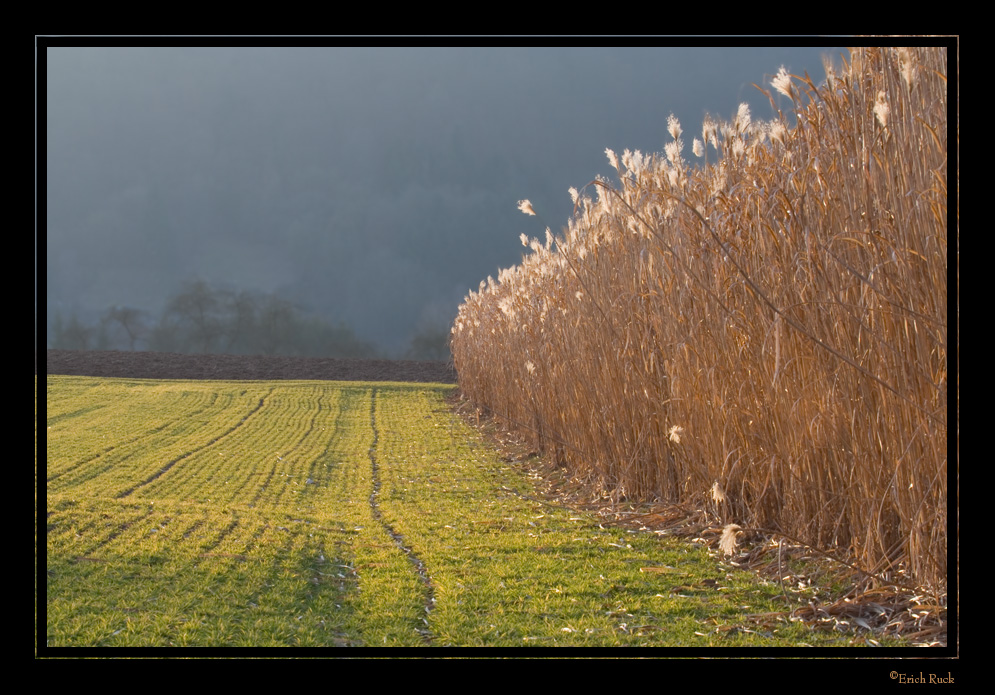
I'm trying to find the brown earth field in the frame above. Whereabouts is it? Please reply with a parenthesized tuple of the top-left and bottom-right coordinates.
(43, 349, 457, 384)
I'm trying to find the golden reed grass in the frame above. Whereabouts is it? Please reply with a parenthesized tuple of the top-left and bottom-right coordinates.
(452, 46, 949, 594)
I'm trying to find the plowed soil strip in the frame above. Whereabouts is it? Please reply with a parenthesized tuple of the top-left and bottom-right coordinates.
(367, 388, 436, 643)
(45, 349, 456, 384)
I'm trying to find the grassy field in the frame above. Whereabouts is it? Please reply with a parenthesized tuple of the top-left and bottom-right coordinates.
(42, 375, 911, 649)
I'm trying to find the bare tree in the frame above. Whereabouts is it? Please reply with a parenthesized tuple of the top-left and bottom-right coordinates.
(159, 280, 226, 353)
(101, 305, 149, 350)
(50, 308, 93, 350)
(256, 295, 298, 355)
(224, 290, 259, 353)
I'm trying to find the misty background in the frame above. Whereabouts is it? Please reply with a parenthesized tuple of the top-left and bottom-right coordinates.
(45, 45, 848, 359)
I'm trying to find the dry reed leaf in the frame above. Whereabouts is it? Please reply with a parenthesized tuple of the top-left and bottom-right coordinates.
(719, 524, 742, 556)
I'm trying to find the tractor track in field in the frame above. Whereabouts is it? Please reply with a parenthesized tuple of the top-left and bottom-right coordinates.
(367, 387, 436, 644)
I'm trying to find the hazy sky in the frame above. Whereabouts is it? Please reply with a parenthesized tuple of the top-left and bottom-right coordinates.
(43, 41, 849, 356)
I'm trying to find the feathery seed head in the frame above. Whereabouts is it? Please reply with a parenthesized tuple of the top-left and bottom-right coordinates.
(622, 149, 649, 177)
(821, 54, 838, 90)
(665, 140, 683, 166)
(518, 199, 536, 216)
(771, 66, 793, 98)
(667, 113, 682, 140)
(874, 91, 890, 128)
(736, 103, 751, 133)
(702, 115, 718, 149)
(605, 148, 619, 172)
(896, 47, 916, 89)
(692, 137, 704, 158)
(667, 166, 681, 189)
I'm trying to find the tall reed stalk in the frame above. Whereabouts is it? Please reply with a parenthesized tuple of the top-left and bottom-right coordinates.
(452, 46, 949, 593)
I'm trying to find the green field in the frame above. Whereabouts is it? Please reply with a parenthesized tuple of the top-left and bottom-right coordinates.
(42, 376, 903, 648)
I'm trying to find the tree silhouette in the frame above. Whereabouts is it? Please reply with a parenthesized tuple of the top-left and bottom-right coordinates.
(255, 295, 297, 355)
(101, 305, 149, 350)
(405, 324, 451, 361)
(224, 290, 259, 353)
(53, 281, 379, 358)
(50, 308, 93, 349)
(157, 280, 227, 353)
